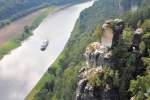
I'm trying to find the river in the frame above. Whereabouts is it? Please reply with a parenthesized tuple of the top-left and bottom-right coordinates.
(0, 1, 94, 100)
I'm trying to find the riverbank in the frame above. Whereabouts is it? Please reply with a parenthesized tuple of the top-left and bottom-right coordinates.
(0, 4, 50, 29)
(26, 1, 95, 100)
(0, 9, 46, 46)
(0, 7, 58, 59)
(0, 0, 88, 29)
(0, 1, 89, 60)
(0, 2, 94, 100)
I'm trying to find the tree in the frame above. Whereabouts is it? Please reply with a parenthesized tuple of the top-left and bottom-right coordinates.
(139, 41, 146, 54)
(142, 19, 150, 32)
(94, 25, 102, 41)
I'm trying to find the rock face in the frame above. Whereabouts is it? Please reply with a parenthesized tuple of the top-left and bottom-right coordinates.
(75, 19, 143, 100)
(131, 28, 143, 50)
(102, 20, 113, 48)
(111, 19, 124, 48)
(76, 19, 124, 100)
(84, 42, 111, 68)
(75, 67, 120, 100)
(101, 19, 124, 49)
(84, 19, 125, 69)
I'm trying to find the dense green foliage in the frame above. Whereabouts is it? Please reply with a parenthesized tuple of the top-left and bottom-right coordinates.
(129, 22, 150, 99)
(29, 0, 150, 100)
(120, 0, 141, 10)
(88, 66, 119, 88)
(128, 30, 150, 100)
(0, 0, 85, 28)
(113, 4, 150, 99)
(122, 5, 150, 29)
(29, 0, 120, 100)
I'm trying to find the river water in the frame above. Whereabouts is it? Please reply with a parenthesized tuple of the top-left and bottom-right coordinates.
(0, 1, 94, 100)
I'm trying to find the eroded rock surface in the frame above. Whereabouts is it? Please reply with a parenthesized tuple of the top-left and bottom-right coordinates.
(76, 19, 143, 100)
(101, 19, 124, 49)
(131, 28, 143, 50)
(84, 42, 111, 68)
(76, 67, 119, 100)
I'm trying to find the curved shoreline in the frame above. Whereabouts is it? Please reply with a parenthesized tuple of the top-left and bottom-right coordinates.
(0, 1, 95, 100)
(0, 1, 91, 60)
(0, 7, 58, 60)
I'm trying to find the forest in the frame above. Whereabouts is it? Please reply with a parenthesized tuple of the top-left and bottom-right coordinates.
(27, 0, 150, 100)
(27, 0, 120, 99)
(0, 0, 85, 28)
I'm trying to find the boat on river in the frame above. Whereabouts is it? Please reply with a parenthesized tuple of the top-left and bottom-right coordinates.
(41, 40, 49, 51)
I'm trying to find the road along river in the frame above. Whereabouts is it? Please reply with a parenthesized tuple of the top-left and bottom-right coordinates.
(0, 1, 94, 100)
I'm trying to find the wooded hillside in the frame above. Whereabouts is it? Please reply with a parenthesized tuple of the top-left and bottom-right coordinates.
(0, 0, 85, 27)
(27, 0, 150, 99)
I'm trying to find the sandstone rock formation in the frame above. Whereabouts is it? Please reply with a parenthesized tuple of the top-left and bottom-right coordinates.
(102, 20, 113, 48)
(111, 19, 124, 48)
(76, 19, 124, 100)
(131, 28, 143, 50)
(75, 19, 143, 100)
(76, 67, 119, 100)
(84, 42, 111, 68)
(101, 19, 124, 49)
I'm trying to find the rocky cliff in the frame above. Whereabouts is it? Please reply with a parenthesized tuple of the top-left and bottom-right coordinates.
(76, 67, 119, 100)
(75, 19, 145, 100)
(29, 0, 150, 99)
